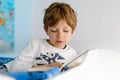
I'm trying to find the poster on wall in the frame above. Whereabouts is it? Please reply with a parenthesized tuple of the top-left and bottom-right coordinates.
(0, 0, 15, 53)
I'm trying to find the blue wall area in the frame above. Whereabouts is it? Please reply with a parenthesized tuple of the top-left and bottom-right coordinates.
(0, 0, 32, 57)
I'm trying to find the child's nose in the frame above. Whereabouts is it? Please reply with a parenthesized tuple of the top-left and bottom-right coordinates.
(57, 31, 64, 39)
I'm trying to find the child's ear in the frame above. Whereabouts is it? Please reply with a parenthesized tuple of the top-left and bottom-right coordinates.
(71, 30, 74, 34)
(44, 26, 48, 35)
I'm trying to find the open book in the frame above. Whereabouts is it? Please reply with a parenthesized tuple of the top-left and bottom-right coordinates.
(28, 49, 89, 72)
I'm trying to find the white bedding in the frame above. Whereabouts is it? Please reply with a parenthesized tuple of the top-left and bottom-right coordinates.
(50, 49, 120, 80)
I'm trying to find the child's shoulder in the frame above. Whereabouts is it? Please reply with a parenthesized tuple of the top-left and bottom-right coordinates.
(28, 38, 47, 46)
(66, 45, 77, 52)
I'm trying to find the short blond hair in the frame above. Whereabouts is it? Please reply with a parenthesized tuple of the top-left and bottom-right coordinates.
(43, 2, 77, 32)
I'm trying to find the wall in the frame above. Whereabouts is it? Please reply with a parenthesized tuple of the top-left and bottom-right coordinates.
(0, 0, 32, 57)
(32, 0, 120, 53)
(1, 0, 120, 57)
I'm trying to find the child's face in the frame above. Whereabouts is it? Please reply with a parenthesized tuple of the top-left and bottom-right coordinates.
(45, 19, 73, 49)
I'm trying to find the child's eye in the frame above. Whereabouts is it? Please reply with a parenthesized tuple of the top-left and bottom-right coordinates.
(51, 30, 57, 32)
(64, 30, 69, 32)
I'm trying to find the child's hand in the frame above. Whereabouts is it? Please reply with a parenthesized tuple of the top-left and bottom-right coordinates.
(32, 62, 62, 68)
(48, 62, 62, 68)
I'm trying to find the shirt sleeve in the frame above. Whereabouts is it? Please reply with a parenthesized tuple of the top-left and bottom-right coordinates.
(10, 40, 38, 72)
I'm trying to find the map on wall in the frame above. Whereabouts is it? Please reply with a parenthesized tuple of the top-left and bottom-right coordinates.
(0, 0, 15, 53)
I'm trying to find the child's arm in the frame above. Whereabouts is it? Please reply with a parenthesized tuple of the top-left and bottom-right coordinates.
(10, 40, 39, 72)
(32, 62, 62, 68)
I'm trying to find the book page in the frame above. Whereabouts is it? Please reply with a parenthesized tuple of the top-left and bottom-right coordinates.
(60, 49, 89, 71)
(28, 66, 55, 72)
